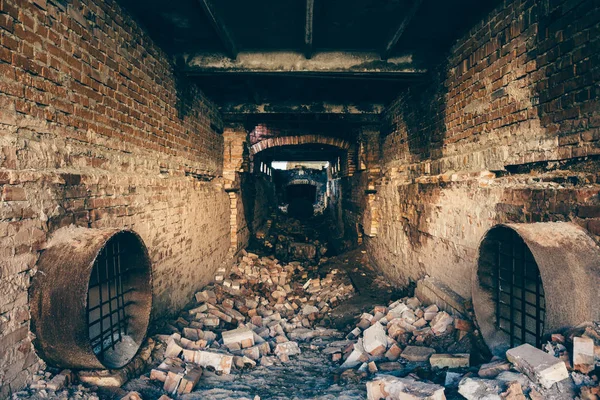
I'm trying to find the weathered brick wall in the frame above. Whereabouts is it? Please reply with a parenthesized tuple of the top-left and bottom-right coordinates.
(368, 0, 600, 300)
(243, 173, 276, 233)
(328, 127, 380, 250)
(0, 0, 229, 394)
(222, 126, 276, 251)
(328, 173, 367, 249)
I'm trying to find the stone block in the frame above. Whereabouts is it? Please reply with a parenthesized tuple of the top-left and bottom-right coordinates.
(368, 361, 378, 374)
(363, 322, 388, 356)
(367, 375, 445, 400)
(573, 336, 595, 370)
(386, 303, 409, 320)
(415, 277, 468, 315)
(78, 369, 128, 387)
(274, 341, 301, 357)
(506, 344, 569, 389)
(444, 372, 463, 388)
(478, 359, 511, 378)
(183, 350, 233, 374)
(458, 377, 502, 400)
(423, 304, 439, 321)
(164, 340, 183, 358)
(341, 338, 369, 369)
(385, 343, 402, 361)
(242, 345, 261, 361)
(150, 369, 168, 382)
(164, 371, 183, 394)
(221, 327, 254, 348)
(429, 353, 470, 369)
(401, 346, 436, 362)
(177, 368, 203, 394)
(430, 311, 454, 335)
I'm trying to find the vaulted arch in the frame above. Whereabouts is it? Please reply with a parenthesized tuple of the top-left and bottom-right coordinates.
(249, 135, 351, 156)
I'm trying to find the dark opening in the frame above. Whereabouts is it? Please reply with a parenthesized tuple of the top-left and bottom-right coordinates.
(87, 232, 149, 368)
(478, 226, 546, 348)
(286, 184, 317, 219)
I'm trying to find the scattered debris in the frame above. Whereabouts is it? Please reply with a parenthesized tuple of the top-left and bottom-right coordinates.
(506, 343, 569, 389)
(16, 216, 600, 399)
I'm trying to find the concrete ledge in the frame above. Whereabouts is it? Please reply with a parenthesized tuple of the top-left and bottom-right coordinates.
(415, 276, 468, 316)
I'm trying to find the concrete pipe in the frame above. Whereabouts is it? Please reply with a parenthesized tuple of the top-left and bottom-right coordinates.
(473, 222, 600, 356)
(30, 227, 152, 369)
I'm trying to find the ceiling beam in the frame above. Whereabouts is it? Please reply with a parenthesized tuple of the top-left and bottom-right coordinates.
(381, 0, 423, 60)
(196, 0, 238, 59)
(220, 101, 384, 115)
(304, 0, 314, 59)
(184, 51, 426, 78)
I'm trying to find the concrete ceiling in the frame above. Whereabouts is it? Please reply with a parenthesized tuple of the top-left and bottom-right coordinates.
(119, 0, 501, 129)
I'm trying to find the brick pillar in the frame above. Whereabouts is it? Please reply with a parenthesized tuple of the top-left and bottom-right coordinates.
(361, 127, 381, 237)
(223, 125, 248, 190)
(223, 125, 250, 255)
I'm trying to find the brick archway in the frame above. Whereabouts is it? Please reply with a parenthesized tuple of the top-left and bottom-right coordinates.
(249, 135, 351, 156)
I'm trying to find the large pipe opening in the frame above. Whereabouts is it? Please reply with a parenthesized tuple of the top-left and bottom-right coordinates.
(475, 225, 546, 350)
(473, 222, 600, 356)
(30, 228, 152, 370)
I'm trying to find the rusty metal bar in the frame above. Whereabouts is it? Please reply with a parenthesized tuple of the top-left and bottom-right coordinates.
(87, 240, 133, 357)
(493, 230, 545, 348)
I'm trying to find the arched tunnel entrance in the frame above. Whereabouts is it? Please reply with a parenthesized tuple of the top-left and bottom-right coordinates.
(244, 137, 354, 244)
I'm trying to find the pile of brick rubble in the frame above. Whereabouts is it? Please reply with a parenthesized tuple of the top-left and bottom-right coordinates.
(145, 250, 355, 396)
(15, 247, 600, 400)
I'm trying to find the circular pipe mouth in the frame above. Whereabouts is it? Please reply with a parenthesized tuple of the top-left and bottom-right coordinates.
(473, 225, 546, 356)
(86, 231, 152, 369)
(473, 222, 600, 357)
(30, 227, 152, 370)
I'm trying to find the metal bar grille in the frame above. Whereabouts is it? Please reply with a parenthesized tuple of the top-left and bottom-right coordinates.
(492, 230, 546, 347)
(87, 239, 133, 359)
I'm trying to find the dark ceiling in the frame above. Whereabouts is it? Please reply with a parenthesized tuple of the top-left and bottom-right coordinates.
(119, 0, 501, 126)
(255, 143, 346, 163)
(120, 0, 499, 57)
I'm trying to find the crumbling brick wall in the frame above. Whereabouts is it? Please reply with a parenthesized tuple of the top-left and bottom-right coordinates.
(368, 0, 600, 300)
(242, 173, 276, 233)
(328, 126, 380, 250)
(0, 0, 229, 394)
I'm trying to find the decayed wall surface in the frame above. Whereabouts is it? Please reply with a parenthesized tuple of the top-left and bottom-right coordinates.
(242, 173, 276, 233)
(0, 0, 229, 394)
(328, 127, 380, 250)
(368, 0, 600, 299)
(223, 126, 276, 252)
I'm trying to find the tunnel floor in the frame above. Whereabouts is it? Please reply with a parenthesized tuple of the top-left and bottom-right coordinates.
(17, 214, 599, 400)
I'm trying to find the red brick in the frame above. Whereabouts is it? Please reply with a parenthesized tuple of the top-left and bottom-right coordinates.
(2, 186, 26, 201)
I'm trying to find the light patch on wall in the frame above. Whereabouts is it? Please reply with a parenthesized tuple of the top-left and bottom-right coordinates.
(271, 161, 289, 170)
(271, 161, 329, 170)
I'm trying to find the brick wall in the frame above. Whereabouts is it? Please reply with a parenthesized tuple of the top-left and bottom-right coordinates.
(328, 127, 380, 250)
(368, 0, 600, 300)
(242, 173, 276, 233)
(0, 0, 229, 394)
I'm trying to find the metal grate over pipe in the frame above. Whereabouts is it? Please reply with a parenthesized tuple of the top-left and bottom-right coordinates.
(87, 238, 135, 359)
(488, 229, 546, 348)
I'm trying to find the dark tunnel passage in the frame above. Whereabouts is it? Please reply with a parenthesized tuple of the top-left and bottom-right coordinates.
(10, 0, 600, 397)
(286, 184, 317, 219)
